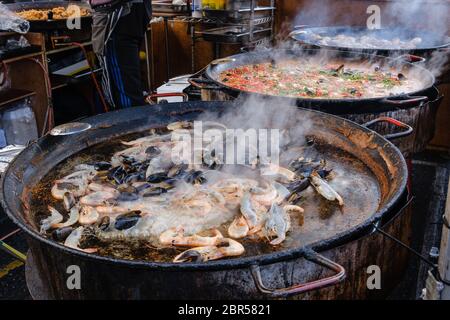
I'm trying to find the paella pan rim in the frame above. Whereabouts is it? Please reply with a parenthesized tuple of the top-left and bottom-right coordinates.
(289, 25, 450, 52)
(0, 102, 408, 271)
(204, 48, 436, 104)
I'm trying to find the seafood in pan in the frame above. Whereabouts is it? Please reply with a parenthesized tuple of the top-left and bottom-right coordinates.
(16, 5, 90, 21)
(39, 122, 344, 263)
(218, 60, 420, 99)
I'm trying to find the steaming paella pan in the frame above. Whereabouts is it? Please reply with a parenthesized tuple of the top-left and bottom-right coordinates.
(199, 48, 436, 113)
(289, 26, 450, 55)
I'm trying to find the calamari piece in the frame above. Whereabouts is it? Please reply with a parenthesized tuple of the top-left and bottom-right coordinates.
(167, 121, 192, 131)
(88, 182, 118, 194)
(309, 171, 344, 206)
(63, 192, 76, 211)
(159, 228, 223, 247)
(240, 192, 258, 229)
(53, 206, 79, 228)
(263, 203, 291, 246)
(228, 216, 249, 239)
(51, 169, 95, 199)
(260, 163, 296, 183)
(121, 133, 172, 146)
(64, 226, 97, 253)
(51, 180, 88, 200)
(80, 191, 117, 206)
(273, 182, 290, 204)
(173, 238, 245, 263)
(40, 206, 63, 233)
(79, 206, 100, 225)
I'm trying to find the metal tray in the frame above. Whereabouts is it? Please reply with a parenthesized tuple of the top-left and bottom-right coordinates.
(199, 26, 272, 44)
(152, 1, 190, 14)
(203, 6, 275, 22)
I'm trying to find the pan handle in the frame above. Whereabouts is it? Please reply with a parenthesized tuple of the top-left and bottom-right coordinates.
(145, 93, 188, 104)
(381, 95, 428, 107)
(393, 54, 427, 64)
(293, 25, 309, 29)
(250, 249, 346, 298)
(188, 78, 222, 91)
(210, 58, 236, 66)
(363, 116, 413, 140)
(289, 26, 309, 38)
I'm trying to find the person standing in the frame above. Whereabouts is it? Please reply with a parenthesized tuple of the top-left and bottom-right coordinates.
(90, 0, 151, 109)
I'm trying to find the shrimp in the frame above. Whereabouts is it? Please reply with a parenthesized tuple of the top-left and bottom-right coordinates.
(228, 216, 249, 239)
(240, 192, 259, 229)
(159, 228, 223, 247)
(263, 203, 291, 246)
(173, 238, 245, 263)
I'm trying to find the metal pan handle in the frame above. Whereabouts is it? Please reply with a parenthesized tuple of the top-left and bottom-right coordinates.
(250, 249, 346, 298)
(145, 93, 188, 104)
(381, 95, 428, 107)
(289, 25, 309, 37)
(363, 116, 413, 140)
(188, 78, 222, 91)
(393, 53, 427, 64)
(210, 58, 236, 66)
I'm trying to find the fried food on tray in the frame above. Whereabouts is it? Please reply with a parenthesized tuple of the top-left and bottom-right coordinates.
(16, 5, 90, 21)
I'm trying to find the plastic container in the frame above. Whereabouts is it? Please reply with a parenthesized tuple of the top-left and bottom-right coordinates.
(2, 99, 38, 145)
(192, 0, 202, 17)
(0, 128, 6, 148)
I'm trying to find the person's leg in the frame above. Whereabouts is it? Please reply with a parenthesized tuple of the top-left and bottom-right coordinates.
(107, 3, 148, 108)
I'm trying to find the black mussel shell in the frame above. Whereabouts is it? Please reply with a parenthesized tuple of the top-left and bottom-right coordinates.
(63, 192, 76, 211)
(98, 216, 110, 231)
(167, 163, 188, 178)
(147, 172, 169, 183)
(117, 192, 139, 202)
(52, 227, 74, 242)
(108, 166, 126, 184)
(114, 211, 141, 230)
(145, 146, 161, 157)
(142, 187, 167, 197)
(94, 161, 112, 171)
(135, 183, 152, 193)
(286, 178, 310, 193)
(117, 184, 137, 193)
(185, 170, 207, 184)
(124, 172, 145, 184)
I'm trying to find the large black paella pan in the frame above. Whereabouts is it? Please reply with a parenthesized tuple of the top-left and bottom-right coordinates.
(1, 100, 409, 299)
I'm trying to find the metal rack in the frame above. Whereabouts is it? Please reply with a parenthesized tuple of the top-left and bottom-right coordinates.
(151, 0, 275, 83)
(196, 0, 276, 45)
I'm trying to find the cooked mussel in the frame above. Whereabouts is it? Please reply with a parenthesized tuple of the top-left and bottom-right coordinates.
(147, 172, 169, 183)
(52, 226, 74, 242)
(63, 192, 76, 211)
(114, 211, 141, 230)
(94, 161, 112, 171)
(142, 187, 167, 197)
(184, 170, 207, 185)
(145, 146, 161, 157)
(97, 216, 110, 231)
(167, 163, 188, 178)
